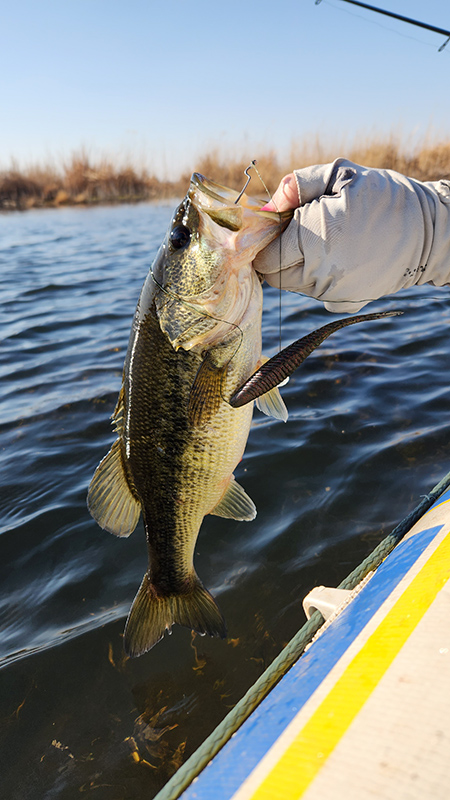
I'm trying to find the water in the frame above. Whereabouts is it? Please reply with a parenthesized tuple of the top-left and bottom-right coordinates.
(1, 202, 449, 799)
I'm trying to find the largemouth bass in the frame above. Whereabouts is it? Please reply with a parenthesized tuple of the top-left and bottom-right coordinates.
(88, 174, 291, 657)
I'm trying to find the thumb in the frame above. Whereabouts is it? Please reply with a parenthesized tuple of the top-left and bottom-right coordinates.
(261, 173, 299, 212)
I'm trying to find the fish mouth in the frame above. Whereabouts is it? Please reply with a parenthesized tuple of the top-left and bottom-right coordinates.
(190, 173, 294, 226)
(191, 173, 266, 211)
(155, 173, 293, 354)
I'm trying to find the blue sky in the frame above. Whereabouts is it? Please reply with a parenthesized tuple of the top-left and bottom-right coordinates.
(1, 0, 449, 178)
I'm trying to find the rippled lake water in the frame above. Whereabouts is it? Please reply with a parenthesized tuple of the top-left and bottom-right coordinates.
(1, 201, 450, 799)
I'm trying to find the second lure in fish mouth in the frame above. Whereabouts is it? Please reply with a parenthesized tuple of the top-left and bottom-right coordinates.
(229, 310, 403, 408)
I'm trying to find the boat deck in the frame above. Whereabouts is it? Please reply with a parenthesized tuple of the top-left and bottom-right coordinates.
(179, 486, 450, 800)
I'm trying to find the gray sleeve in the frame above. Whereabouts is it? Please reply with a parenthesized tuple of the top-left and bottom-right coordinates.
(253, 158, 450, 313)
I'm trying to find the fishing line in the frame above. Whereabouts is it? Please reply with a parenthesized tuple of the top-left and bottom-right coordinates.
(250, 161, 284, 355)
(252, 162, 271, 203)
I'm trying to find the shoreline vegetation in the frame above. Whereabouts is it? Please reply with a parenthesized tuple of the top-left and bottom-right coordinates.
(2, 137, 450, 211)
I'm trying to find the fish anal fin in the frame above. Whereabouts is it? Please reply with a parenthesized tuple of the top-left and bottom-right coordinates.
(87, 439, 141, 537)
(210, 476, 256, 521)
(188, 356, 225, 426)
(124, 572, 226, 657)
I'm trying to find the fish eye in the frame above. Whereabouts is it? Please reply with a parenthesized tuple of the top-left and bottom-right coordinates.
(170, 224, 191, 250)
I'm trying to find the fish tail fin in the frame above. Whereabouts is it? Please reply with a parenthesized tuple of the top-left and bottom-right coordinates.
(124, 572, 226, 657)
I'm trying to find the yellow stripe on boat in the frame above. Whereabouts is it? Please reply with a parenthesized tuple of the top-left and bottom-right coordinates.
(169, 485, 450, 800)
(243, 528, 450, 800)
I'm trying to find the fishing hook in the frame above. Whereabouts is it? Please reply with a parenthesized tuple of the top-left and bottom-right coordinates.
(234, 160, 257, 204)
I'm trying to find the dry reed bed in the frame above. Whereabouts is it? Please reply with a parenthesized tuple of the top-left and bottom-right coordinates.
(2, 139, 450, 210)
(0, 155, 186, 210)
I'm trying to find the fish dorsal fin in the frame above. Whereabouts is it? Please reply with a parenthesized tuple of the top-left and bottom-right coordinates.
(188, 355, 224, 426)
(87, 439, 141, 537)
(255, 356, 288, 422)
(204, 206, 243, 231)
(210, 476, 256, 521)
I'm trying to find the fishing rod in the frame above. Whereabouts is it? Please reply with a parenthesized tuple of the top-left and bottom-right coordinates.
(315, 0, 450, 51)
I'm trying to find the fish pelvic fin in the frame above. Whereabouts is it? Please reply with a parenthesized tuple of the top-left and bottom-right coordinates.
(87, 439, 141, 537)
(124, 572, 227, 657)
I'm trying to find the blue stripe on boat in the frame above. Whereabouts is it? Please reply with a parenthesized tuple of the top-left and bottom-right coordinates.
(181, 522, 442, 800)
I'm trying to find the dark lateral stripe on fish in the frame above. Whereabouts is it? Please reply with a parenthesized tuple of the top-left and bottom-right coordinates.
(229, 310, 403, 408)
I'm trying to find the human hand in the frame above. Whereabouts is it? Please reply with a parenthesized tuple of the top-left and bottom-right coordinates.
(261, 173, 299, 213)
(254, 158, 440, 313)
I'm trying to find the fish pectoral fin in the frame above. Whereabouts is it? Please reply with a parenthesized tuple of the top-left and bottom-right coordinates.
(254, 357, 288, 421)
(210, 476, 256, 521)
(188, 355, 225, 426)
(256, 386, 288, 422)
(124, 572, 226, 657)
(87, 439, 141, 537)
